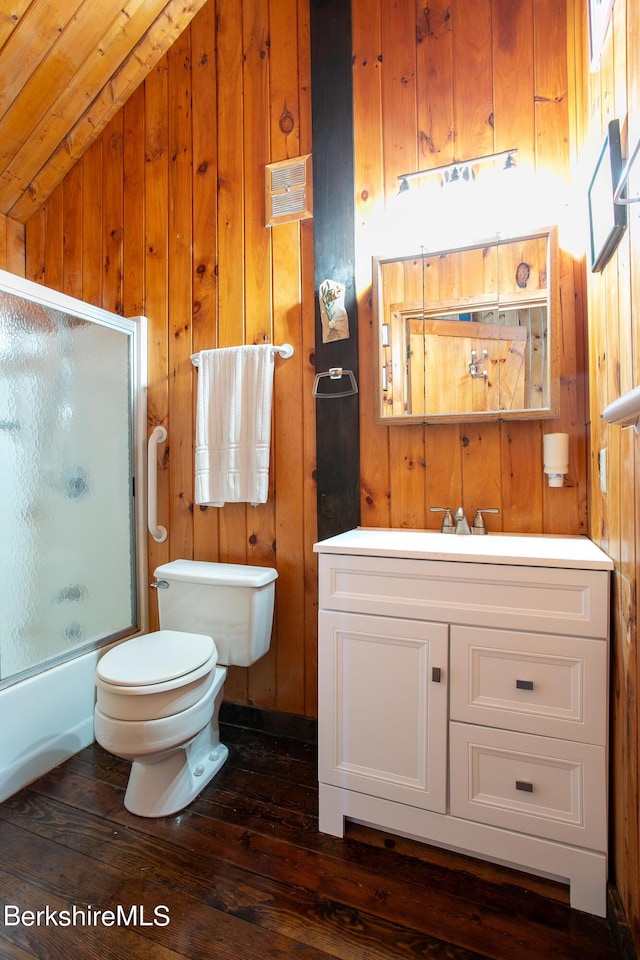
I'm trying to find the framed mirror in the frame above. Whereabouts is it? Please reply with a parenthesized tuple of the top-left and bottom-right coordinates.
(373, 227, 559, 424)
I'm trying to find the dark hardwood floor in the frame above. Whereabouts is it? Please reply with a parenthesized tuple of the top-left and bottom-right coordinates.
(0, 711, 627, 960)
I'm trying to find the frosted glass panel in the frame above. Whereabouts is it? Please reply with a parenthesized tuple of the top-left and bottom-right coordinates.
(0, 290, 135, 682)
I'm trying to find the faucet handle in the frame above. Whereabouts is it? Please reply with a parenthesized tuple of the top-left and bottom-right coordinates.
(472, 508, 500, 535)
(429, 506, 455, 533)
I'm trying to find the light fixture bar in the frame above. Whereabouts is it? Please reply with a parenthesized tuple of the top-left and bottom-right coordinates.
(397, 149, 518, 186)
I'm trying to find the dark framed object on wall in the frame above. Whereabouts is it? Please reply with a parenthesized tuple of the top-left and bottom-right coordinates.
(588, 118, 626, 273)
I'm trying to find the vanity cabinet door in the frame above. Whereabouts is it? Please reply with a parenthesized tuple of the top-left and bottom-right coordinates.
(318, 611, 448, 812)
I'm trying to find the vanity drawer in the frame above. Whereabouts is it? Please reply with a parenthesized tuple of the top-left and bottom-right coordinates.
(318, 554, 609, 638)
(449, 722, 606, 849)
(450, 626, 607, 744)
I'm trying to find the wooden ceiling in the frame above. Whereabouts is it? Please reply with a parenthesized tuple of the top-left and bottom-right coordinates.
(0, 0, 209, 224)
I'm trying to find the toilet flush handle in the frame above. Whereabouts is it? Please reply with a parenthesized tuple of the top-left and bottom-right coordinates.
(150, 580, 169, 589)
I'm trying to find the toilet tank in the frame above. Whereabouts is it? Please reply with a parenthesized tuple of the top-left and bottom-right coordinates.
(153, 559, 277, 667)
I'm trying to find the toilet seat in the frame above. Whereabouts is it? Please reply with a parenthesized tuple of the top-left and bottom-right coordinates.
(95, 630, 219, 722)
(97, 630, 216, 688)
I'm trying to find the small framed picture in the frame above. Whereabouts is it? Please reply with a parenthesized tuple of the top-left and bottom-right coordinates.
(588, 0, 614, 71)
(588, 119, 626, 273)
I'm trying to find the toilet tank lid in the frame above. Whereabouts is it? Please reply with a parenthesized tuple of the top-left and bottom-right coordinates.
(154, 559, 278, 587)
(96, 630, 216, 687)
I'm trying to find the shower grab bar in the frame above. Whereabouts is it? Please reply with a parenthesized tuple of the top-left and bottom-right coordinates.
(148, 426, 168, 543)
(190, 342, 294, 366)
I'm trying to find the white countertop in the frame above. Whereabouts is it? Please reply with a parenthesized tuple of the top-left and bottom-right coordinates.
(314, 527, 613, 570)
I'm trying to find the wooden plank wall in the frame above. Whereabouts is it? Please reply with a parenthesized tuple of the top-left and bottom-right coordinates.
(352, 0, 587, 536)
(0, 214, 25, 275)
(570, 0, 640, 946)
(21, 0, 319, 719)
(11, 0, 607, 776)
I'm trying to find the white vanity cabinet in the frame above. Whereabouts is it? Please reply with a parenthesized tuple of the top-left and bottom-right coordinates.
(314, 529, 613, 917)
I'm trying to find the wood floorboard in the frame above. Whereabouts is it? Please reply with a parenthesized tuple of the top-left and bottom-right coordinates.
(0, 717, 622, 960)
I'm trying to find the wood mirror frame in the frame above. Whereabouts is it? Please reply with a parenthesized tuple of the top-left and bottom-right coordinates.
(372, 227, 559, 424)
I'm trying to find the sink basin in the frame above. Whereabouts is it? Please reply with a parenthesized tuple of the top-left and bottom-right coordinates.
(313, 527, 613, 570)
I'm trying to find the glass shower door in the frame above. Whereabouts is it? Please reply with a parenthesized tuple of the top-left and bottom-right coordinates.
(0, 280, 144, 685)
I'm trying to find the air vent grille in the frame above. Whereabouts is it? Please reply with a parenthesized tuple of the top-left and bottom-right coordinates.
(271, 189, 307, 217)
(265, 154, 313, 227)
(270, 161, 306, 192)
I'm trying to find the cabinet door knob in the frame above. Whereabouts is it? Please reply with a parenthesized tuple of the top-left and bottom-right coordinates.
(516, 679, 534, 690)
(515, 780, 534, 793)
(431, 667, 442, 683)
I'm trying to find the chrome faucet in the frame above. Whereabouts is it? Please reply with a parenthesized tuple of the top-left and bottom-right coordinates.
(431, 505, 499, 535)
(454, 507, 471, 535)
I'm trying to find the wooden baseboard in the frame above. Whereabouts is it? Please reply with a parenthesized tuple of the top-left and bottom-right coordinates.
(220, 702, 318, 744)
(607, 885, 639, 959)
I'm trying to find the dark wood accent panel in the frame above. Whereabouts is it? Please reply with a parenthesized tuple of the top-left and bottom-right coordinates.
(310, 0, 360, 541)
(0, 719, 621, 960)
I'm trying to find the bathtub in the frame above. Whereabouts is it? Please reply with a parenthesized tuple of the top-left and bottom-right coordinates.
(0, 650, 99, 803)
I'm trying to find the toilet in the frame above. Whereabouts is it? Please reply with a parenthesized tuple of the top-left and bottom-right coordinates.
(94, 559, 278, 818)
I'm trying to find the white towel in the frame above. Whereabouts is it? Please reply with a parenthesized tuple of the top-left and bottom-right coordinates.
(195, 345, 275, 507)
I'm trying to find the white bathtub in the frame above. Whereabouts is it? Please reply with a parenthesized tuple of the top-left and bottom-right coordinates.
(0, 650, 98, 803)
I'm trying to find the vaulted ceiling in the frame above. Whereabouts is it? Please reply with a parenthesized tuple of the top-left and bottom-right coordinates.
(0, 0, 208, 224)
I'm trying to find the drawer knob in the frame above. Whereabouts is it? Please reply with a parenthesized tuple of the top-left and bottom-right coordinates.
(516, 679, 534, 691)
(432, 667, 442, 683)
(515, 780, 534, 793)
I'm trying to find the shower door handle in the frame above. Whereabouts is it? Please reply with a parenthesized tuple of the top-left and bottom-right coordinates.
(148, 426, 168, 543)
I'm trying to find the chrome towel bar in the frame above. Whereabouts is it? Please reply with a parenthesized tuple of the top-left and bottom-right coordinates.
(191, 343, 294, 366)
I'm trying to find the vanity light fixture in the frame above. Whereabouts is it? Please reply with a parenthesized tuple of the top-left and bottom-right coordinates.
(396, 148, 517, 194)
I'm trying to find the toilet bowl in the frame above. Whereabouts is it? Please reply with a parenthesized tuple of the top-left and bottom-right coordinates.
(96, 630, 219, 721)
(94, 560, 277, 818)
